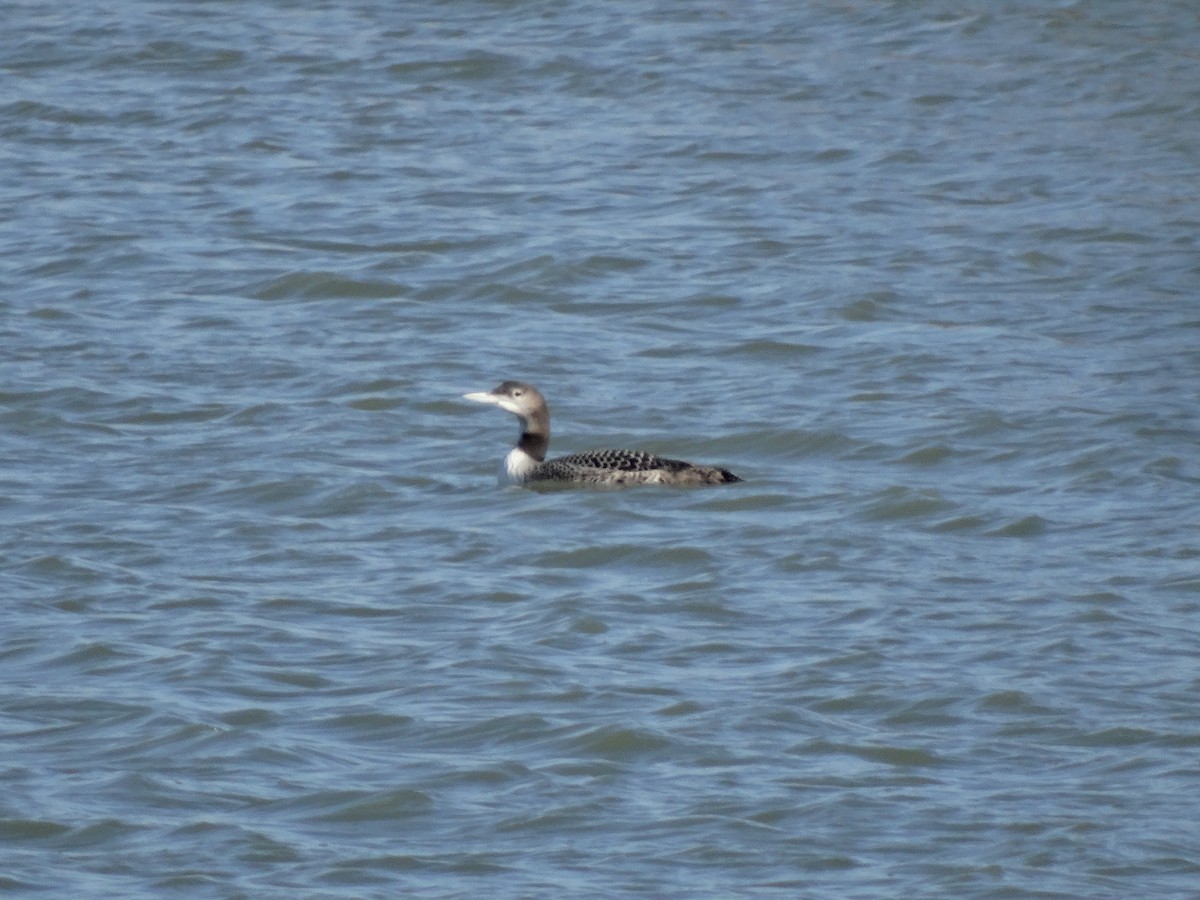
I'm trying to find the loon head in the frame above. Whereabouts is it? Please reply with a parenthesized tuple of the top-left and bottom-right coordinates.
(463, 381, 546, 420)
(464, 381, 551, 470)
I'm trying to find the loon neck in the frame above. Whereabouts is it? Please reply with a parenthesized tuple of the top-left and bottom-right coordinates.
(516, 406, 550, 462)
(508, 413, 549, 483)
(518, 429, 547, 462)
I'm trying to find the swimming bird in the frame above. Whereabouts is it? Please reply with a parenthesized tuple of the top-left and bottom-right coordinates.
(463, 381, 742, 486)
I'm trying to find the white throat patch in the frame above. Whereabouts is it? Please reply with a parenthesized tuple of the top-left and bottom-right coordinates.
(501, 447, 539, 484)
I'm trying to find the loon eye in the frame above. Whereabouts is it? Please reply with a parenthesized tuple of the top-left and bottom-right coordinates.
(512, 389, 523, 397)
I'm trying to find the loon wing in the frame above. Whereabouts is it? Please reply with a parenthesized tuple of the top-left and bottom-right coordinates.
(533, 448, 741, 485)
(551, 448, 685, 472)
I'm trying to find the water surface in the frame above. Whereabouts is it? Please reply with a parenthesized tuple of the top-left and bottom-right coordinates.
(3, 2, 1200, 896)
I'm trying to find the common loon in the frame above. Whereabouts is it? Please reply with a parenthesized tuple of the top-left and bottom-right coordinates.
(463, 381, 742, 486)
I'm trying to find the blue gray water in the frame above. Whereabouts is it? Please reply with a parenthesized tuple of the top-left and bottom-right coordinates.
(3, 2, 1199, 896)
